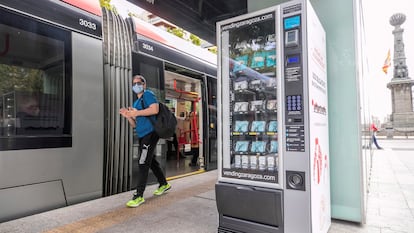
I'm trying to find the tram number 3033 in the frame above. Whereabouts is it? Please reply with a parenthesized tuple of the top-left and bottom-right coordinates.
(79, 18, 97, 30)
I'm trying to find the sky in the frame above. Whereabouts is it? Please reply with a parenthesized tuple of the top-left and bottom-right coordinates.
(110, 0, 413, 122)
(362, 0, 414, 121)
(111, 0, 144, 17)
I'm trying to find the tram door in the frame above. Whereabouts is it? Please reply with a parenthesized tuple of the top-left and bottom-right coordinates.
(164, 70, 204, 177)
(165, 73, 218, 173)
(132, 53, 208, 180)
(205, 76, 218, 170)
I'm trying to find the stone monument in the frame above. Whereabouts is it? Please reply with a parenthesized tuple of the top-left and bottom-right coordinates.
(386, 13, 414, 133)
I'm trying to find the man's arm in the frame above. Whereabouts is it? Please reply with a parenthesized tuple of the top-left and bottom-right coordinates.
(126, 103, 159, 117)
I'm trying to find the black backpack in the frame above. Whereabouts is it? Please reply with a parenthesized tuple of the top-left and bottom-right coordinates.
(141, 98, 177, 139)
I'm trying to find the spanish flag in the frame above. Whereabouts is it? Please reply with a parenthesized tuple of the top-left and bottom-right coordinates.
(382, 49, 391, 74)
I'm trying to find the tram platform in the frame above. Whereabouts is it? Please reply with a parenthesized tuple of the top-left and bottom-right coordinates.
(0, 139, 413, 233)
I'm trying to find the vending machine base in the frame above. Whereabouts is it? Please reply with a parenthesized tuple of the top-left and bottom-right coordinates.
(216, 182, 284, 233)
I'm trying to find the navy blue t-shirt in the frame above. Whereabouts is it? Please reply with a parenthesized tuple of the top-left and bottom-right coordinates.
(133, 90, 158, 138)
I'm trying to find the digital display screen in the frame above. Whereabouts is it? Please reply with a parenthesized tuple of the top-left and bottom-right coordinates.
(287, 55, 300, 64)
(284, 15, 300, 30)
(285, 29, 299, 47)
(287, 31, 296, 41)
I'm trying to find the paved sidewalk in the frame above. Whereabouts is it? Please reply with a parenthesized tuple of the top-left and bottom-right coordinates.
(329, 140, 414, 233)
(0, 170, 219, 233)
(0, 139, 413, 233)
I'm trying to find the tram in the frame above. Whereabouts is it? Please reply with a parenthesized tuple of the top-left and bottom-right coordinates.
(0, 0, 217, 222)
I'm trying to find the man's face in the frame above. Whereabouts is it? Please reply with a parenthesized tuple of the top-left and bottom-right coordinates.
(133, 78, 145, 87)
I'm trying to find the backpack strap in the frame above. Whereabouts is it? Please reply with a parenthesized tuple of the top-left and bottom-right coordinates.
(140, 92, 156, 125)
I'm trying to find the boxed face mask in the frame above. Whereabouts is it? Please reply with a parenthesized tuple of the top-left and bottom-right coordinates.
(251, 121, 266, 132)
(268, 140, 278, 153)
(251, 141, 267, 153)
(267, 121, 278, 132)
(234, 140, 249, 152)
(234, 102, 249, 112)
(249, 100, 264, 111)
(234, 120, 249, 132)
(234, 80, 248, 91)
(266, 99, 277, 110)
(249, 79, 264, 90)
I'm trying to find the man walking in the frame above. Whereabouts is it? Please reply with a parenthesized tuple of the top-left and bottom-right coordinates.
(119, 75, 171, 207)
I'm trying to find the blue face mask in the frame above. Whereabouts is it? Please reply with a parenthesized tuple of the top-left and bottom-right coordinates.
(132, 84, 144, 94)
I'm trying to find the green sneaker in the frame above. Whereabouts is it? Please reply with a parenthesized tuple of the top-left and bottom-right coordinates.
(153, 183, 171, 196)
(126, 195, 145, 208)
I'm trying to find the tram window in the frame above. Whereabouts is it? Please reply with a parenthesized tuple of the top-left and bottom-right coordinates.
(0, 10, 72, 150)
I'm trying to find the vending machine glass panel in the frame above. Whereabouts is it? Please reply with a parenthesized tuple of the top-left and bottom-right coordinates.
(216, 1, 330, 232)
(219, 10, 280, 187)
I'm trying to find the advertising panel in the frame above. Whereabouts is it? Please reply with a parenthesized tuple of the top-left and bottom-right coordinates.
(306, 4, 331, 233)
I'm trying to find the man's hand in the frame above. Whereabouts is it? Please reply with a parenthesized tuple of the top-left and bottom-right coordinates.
(126, 107, 139, 117)
(119, 107, 130, 118)
(120, 107, 137, 127)
(120, 107, 139, 118)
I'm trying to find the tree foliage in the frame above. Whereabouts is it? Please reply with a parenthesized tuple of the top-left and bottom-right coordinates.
(99, 0, 111, 10)
(0, 64, 43, 95)
(99, 0, 117, 14)
(208, 46, 217, 54)
(167, 27, 203, 47)
(167, 27, 185, 39)
(190, 34, 201, 46)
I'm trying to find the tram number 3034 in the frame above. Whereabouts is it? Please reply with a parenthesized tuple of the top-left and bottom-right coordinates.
(142, 42, 154, 52)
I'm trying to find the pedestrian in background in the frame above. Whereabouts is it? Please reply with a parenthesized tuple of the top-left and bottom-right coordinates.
(370, 123, 383, 150)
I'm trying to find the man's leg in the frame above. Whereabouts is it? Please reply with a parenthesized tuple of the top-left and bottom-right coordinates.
(150, 155, 168, 186)
(166, 140, 173, 158)
(173, 133, 179, 151)
(150, 142, 171, 196)
(126, 132, 159, 207)
(135, 132, 159, 197)
(189, 147, 199, 166)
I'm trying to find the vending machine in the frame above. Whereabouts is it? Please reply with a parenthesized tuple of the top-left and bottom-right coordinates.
(215, 0, 330, 232)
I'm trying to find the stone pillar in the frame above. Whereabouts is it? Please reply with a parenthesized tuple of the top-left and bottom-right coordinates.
(386, 13, 414, 131)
